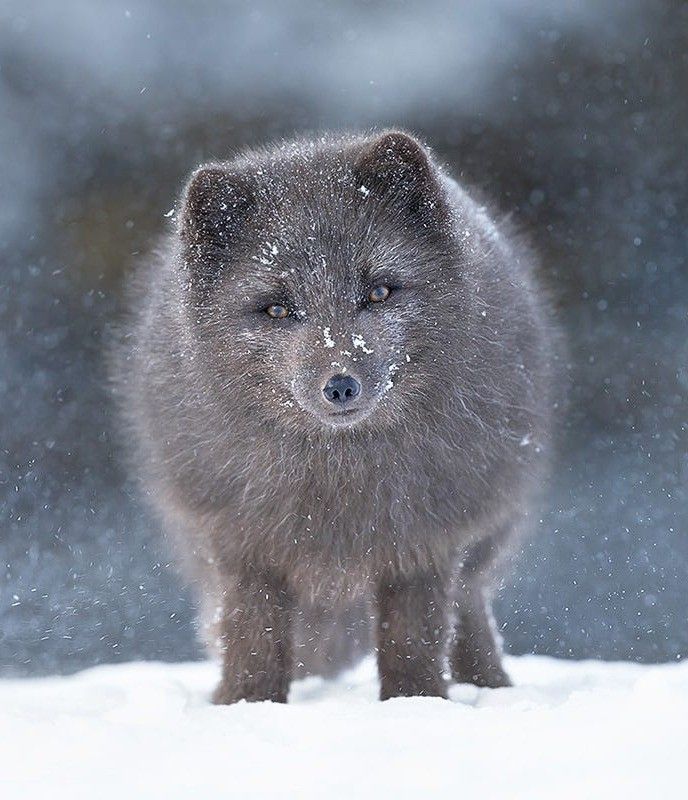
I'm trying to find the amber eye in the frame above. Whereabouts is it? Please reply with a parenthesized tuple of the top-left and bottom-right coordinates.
(266, 303, 289, 319)
(368, 285, 391, 303)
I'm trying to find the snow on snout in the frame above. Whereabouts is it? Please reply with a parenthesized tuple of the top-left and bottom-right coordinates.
(382, 362, 400, 393)
(351, 334, 374, 354)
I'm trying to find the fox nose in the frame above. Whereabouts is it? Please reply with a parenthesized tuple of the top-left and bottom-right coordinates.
(323, 374, 361, 405)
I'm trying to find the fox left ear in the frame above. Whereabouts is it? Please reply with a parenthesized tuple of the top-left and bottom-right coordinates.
(355, 131, 447, 223)
(180, 164, 255, 252)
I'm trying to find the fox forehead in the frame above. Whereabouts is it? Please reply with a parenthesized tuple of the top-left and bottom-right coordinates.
(222, 224, 422, 301)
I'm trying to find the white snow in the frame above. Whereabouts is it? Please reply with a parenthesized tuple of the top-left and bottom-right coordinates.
(351, 334, 374, 354)
(1, 656, 686, 799)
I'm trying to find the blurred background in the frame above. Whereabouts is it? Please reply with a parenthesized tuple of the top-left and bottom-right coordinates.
(1, 0, 686, 676)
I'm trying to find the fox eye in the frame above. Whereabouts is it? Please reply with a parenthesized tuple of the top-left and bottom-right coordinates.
(368, 285, 391, 303)
(266, 303, 289, 319)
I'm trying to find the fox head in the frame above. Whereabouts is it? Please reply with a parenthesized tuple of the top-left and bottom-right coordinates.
(176, 131, 479, 435)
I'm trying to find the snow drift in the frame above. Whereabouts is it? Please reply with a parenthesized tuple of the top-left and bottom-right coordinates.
(1, 656, 685, 799)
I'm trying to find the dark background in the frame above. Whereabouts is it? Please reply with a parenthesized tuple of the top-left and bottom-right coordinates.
(1, 0, 686, 676)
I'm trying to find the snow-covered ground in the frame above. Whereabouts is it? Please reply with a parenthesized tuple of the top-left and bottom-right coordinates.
(1, 656, 685, 799)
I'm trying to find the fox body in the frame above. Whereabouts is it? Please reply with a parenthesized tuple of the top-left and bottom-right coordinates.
(117, 131, 556, 702)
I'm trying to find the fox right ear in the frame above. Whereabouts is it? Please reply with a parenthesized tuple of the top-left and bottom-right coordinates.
(355, 131, 446, 223)
(180, 165, 255, 250)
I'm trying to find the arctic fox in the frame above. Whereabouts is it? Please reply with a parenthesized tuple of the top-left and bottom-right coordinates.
(115, 131, 556, 702)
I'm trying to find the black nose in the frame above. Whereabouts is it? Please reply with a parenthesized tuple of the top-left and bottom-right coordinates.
(323, 374, 361, 405)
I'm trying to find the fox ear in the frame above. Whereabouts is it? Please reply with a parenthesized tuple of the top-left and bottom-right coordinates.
(355, 131, 445, 221)
(180, 165, 255, 250)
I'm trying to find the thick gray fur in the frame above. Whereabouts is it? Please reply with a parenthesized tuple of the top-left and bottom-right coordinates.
(113, 130, 558, 702)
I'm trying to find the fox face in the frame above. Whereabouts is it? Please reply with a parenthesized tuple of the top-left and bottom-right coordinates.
(177, 131, 471, 434)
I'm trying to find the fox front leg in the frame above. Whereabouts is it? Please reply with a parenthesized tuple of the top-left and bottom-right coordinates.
(213, 568, 294, 704)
